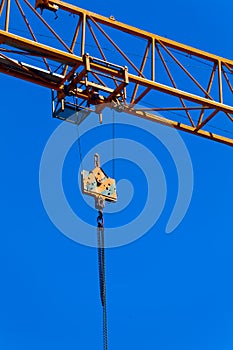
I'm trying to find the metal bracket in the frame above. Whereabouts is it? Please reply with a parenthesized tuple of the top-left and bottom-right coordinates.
(35, 0, 59, 12)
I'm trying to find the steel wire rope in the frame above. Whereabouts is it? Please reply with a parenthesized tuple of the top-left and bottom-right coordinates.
(74, 98, 84, 171)
(112, 109, 115, 179)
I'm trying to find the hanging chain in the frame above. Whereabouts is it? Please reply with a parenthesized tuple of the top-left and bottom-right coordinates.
(97, 210, 108, 350)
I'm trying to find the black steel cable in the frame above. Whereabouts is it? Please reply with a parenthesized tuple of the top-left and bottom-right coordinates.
(112, 109, 115, 179)
(97, 214, 108, 350)
(101, 229, 108, 350)
(97, 228, 104, 306)
(75, 102, 84, 171)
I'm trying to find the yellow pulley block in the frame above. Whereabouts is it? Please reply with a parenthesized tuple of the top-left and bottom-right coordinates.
(81, 153, 117, 210)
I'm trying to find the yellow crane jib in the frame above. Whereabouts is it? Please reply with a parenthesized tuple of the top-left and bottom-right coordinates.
(81, 153, 117, 210)
(0, 0, 231, 145)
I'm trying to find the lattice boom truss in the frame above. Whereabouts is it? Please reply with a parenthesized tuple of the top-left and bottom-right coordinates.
(0, 0, 233, 145)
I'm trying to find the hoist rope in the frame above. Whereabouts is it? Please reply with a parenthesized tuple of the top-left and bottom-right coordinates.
(97, 220, 108, 350)
(112, 109, 116, 179)
(75, 102, 84, 171)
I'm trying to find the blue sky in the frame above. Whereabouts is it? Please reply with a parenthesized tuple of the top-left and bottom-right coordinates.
(1, 1, 233, 349)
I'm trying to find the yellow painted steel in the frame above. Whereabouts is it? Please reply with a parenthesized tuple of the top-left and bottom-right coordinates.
(0, 0, 232, 146)
(1, 30, 232, 114)
(0, 30, 82, 66)
(128, 109, 233, 147)
(43, 0, 233, 67)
